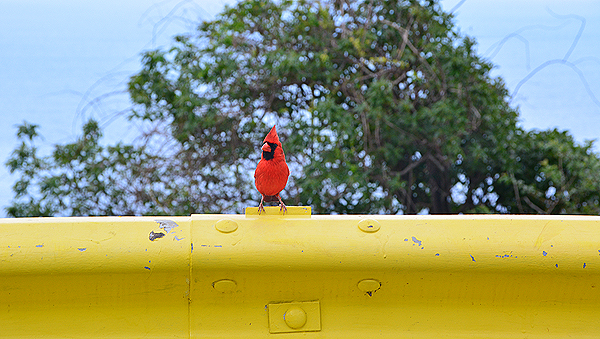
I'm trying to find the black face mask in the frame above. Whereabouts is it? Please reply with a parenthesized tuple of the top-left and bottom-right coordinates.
(262, 142, 278, 160)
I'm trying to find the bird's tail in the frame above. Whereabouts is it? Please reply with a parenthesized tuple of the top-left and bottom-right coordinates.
(262, 195, 280, 204)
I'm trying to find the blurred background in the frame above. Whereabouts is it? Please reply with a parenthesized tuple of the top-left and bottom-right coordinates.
(1, 0, 598, 216)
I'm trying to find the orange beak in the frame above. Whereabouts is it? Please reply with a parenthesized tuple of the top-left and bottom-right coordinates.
(261, 143, 271, 152)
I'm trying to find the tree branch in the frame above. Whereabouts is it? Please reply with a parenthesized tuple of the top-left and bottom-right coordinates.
(523, 196, 545, 214)
(380, 19, 440, 84)
(510, 172, 525, 213)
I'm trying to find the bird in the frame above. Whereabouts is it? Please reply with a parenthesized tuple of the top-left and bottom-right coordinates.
(254, 125, 290, 214)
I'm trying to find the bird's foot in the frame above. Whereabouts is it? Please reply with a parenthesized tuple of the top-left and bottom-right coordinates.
(277, 195, 287, 214)
(258, 197, 266, 214)
(278, 203, 287, 214)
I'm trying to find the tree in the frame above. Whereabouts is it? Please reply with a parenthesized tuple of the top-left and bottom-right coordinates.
(499, 130, 600, 214)
(128, 0, 522, 214)
(6, 0, 600, 216)
(6, 120, 171, 216)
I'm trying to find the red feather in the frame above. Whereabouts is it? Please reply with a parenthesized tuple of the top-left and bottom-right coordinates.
(254, 125, 290, 214)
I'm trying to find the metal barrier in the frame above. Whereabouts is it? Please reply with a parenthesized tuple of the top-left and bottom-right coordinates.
(1, 207, 599, 337)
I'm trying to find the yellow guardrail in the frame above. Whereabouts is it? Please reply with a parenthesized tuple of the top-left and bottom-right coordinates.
(1, 207, 599, 337)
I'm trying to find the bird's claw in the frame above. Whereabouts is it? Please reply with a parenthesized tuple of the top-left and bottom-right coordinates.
(277, 194, 287, 215)
(279, 203, 287, 214)
(257, 195, 287, 215)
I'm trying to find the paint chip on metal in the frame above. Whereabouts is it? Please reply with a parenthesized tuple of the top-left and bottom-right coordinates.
(149, 231, 166, 241)
(154, 219, 179, 233)
(412, 236, 422, 246)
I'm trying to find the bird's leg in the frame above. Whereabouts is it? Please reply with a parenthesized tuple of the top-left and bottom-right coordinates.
(258, 195, 266, 214)
(276, 194, 287, 214)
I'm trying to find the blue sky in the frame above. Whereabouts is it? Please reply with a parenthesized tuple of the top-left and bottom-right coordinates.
(0, 0, 599, 216)
(448, 0, 600, 138)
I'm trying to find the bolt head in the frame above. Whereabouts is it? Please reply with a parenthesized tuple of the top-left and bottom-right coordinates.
(284, 306, 307, 329)
(215, 219, 238, 233)
(358, 219, 380, 233)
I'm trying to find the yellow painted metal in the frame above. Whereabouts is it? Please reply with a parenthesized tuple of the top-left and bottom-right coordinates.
(2, 211, 600, 338)
(0, 216, 190, 338)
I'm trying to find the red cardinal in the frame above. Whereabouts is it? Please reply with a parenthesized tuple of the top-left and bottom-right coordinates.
(254, 125, 290, 214)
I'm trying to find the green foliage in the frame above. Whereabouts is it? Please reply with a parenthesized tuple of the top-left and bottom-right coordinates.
(6, 0, 600, 216)
(496, 130, 600, 214)
(129, 0, 522, 213)
(7, 120, 161, 216)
